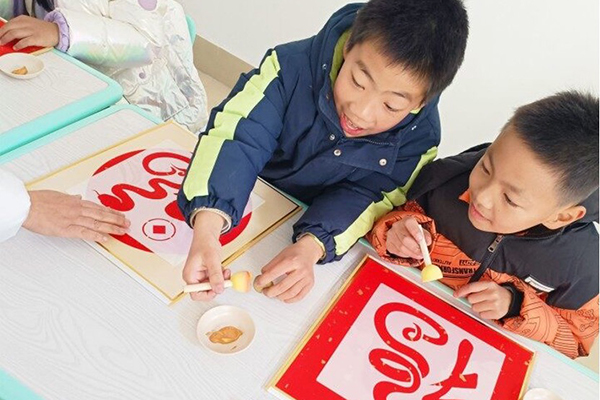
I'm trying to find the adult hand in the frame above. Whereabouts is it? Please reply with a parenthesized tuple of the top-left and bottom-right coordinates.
(23, 190, 129, 241)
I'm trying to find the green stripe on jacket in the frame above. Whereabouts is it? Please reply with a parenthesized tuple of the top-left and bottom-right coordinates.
(333, 146, 438, 255)
(184, 51, 281, 199)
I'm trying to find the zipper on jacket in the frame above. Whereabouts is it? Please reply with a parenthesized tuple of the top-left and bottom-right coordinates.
(469, 234, 505, 283)
(487, 234, 504, 253)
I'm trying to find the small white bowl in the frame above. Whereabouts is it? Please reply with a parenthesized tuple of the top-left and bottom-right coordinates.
(196, 305, 255, 355)
(0, 53, 45, 79)
(523, 388, 563, 400)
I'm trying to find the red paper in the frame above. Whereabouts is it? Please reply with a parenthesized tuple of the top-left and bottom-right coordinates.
(271, 256, 535, 400)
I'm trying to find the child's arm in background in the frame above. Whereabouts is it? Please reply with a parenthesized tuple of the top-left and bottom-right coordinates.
(177, 48, 293, 298)
(48, 0, 173, 68)
(0, 0, 190, 68)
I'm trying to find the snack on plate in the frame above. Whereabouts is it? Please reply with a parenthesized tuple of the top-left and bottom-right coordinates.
(11, 66, 28, 75)
(207, 326, 243, 344)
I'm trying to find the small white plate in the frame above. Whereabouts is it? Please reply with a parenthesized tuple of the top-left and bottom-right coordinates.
(523, 388, 563, 400)
(196, 305, 255, 355)
(0, 53, 45, 79)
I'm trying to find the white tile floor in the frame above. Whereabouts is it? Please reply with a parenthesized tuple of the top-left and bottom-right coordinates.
(196, 69, 599, 373)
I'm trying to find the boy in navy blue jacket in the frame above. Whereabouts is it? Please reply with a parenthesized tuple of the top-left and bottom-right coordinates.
(178, 0, 469, 302)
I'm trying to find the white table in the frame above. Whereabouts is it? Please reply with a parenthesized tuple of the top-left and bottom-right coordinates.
(0, 50, 122, 156)
(0, 109, 597, 400)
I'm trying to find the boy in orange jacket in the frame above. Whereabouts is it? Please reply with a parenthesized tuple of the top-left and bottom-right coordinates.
(368, 91, 599, 358)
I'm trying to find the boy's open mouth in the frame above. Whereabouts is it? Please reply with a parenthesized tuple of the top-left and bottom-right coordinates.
(469, 202, 492, 223)
(340, 113, 365, 137)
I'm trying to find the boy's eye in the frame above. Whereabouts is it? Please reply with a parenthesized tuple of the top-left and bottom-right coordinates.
(481, 162, 490, 175)
(384, 103, 400, 113)
(504, 194, 518, 207)
(351, 75, 364, 90)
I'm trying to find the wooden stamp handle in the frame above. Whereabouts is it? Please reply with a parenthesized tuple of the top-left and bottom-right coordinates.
(184, 280, 233, 293)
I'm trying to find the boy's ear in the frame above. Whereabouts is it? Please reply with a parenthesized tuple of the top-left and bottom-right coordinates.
(542, 205, 587, 230)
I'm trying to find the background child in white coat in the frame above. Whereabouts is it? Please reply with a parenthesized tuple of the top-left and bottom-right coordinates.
(0, 0, 208, 132)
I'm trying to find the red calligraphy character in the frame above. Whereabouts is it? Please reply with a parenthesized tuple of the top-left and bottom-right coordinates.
(96, 151, 190, 221)
(423, 339, 478, 400)
(370, 303, 448, 399)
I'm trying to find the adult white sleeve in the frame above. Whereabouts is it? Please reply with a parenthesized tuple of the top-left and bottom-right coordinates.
(0, 169, 30, 242)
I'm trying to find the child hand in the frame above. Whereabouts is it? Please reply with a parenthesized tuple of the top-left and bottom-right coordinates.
(254, 236, 322, 303)
(0, 15, 59, 50)
(386, 216, 432, 259)
(182, 211, 227, 301)
(454, 281, 513, 320)
(23, 190, 130, 241)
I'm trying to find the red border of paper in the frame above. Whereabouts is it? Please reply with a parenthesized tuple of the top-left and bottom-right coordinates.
(271, 256, 535, 400)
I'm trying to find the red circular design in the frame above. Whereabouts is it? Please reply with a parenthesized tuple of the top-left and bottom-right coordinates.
(142, 218, 177, 241)
(219, 212, 252, 246)
(89, 149, 252, 252)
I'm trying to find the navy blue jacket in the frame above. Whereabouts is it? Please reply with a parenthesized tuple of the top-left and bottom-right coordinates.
(178, 3, 441, 262)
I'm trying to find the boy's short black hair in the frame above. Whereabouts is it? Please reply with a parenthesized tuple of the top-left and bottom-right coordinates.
(346, 0, 469, 102)
(509, 91, 599, 205)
